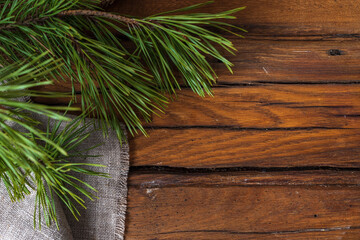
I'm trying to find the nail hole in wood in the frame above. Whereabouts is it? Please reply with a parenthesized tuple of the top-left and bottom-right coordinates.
(328, 49, 343, 56)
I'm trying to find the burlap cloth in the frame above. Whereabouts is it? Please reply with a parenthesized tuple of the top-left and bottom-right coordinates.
(0, 115, 129, 240)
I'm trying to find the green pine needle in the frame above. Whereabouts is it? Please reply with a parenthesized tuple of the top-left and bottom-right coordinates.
(0, 55, 106, 228)
(0, 0, 245, 228)
(0, 0, 245, 141)
(34, 113, 108, 228)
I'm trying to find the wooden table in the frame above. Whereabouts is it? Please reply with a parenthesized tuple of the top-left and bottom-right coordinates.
(121, 1, 360, 239)
(39, 0, 360, 239)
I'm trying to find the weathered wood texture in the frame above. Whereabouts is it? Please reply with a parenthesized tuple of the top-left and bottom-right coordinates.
(111, 0, 360, 36)
(32, 0, 360, 238)
(130, 128, 360, 168)
(130, 86, 360, 168)
(146, 86, 360, 127)
(126, 172, 360, 239)
(120, 0, 360, 238)
(36, 40, 360, 88)
(211, 40, 360, 84)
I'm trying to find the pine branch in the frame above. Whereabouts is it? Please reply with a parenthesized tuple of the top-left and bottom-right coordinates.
(0, 1, 245, 227)
(0, 10, 137, 31)
(34, 114, 108, 228)
(0, 1, 245, 142)
(57, 10, 138, 24)
(0, 55, 107, 228)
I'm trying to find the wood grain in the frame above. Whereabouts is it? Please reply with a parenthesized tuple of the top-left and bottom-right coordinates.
(145, 85, 360, 128)
(126, 172, 360, 239)
(130, 128, 360, 168)
(214, 40, 360, 84)
(113, 0, 360, 239)
(111, 0, 360, 36)
(34, 39, 360, 93)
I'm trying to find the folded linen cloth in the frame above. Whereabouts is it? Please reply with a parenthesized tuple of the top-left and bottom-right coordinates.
(0, 114, 129, 240)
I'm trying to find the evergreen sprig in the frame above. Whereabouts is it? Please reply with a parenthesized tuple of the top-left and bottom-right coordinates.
(34, 113, 108, 228)
(0, 56, 106, 227)
(0, 0, 245, 141)
(0, 55, 72, 167)
(0, 0, 245, 227)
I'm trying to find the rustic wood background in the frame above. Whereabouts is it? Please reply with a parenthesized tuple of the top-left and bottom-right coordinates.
(36, 0, 360, 239)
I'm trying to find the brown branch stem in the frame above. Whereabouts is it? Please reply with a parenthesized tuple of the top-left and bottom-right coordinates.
(56, 10, 138, 25)
(0, 10, 138, 31)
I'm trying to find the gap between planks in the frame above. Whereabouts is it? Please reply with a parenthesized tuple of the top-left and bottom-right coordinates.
(129, 170, 360, 187)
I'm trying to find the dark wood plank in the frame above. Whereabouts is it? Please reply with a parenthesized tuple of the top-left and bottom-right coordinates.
(116, 1, 360, 239)
(130, 128, 360, 168)
(34, 40, 360, 91)
(145, 85, 360, 128)
(112, 0, 360, 36)
(215, 40, 360, 84)
(126, 172, 360, 239)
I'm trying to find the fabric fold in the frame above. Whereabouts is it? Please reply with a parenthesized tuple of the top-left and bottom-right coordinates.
(0, 114, 129, 240)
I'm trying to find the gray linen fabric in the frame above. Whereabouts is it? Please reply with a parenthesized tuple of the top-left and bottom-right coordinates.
(62, 121, 129, 240)
(0, 114, 129, 240)
(0, 187, 74, 240)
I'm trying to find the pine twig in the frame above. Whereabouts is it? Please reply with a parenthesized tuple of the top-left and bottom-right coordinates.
(57, 10, 138, 25)
(0, 0, 245, 228)
(0, 10, 137, 31)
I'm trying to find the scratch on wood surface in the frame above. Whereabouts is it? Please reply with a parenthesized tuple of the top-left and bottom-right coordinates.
(262, 67, 269, 75)
(146, 188, 159, 200)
